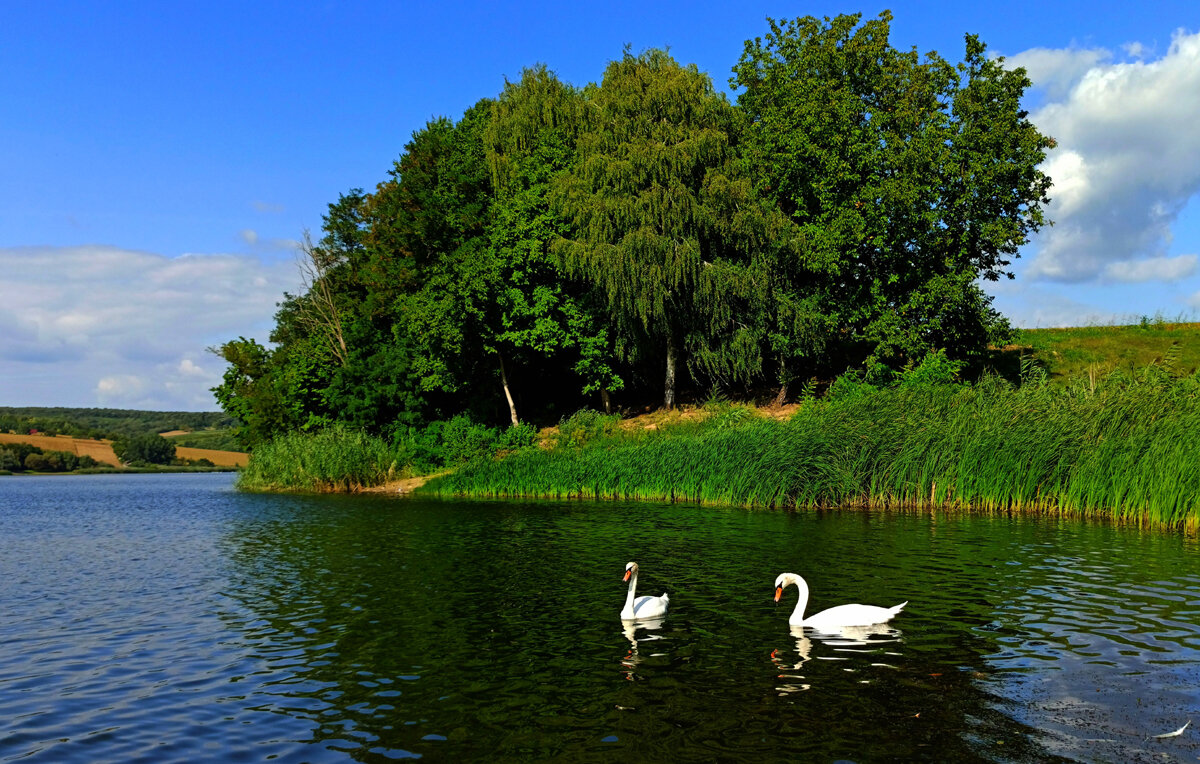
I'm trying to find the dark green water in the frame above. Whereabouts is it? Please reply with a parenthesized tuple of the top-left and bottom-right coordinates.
(2, 473, 1199, 762)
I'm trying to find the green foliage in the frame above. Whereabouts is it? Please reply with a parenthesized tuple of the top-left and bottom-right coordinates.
(0, 407, 232, 441)
(498, 422, 538, 450)
(552, 48, 776, 407)
(439, 415, 501, 464)
(0, 449, 20, 471)
(237, 426, 400, 492)
(238, 414, 542, 492)
(113, 434, 177, 465)
(824, 371, 879, 403)
(898, 350, 965, 388)
(555, 409, 621, 448)
(732, 12, 1050, 375)
(2, 446, 97, 473)
(165, 430, 242, 451)
(425, 363, 1200, 529)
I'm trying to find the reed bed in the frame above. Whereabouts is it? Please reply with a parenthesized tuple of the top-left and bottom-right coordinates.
(423, 369, 1200, 530)
(237, 426, 399, 493)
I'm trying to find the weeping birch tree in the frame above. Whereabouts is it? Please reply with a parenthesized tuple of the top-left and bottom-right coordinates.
(482, 66, 623, 420)
(553, 49, 767, 409)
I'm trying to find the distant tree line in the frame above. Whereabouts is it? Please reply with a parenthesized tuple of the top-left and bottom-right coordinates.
(0, 408, 235, 441)
(213, 12, 1053, 450)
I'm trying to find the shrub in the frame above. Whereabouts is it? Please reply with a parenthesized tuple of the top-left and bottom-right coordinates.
(238, 425, 398, 492)
(113, 434, 176, 465)
(556, 409, 621, 448)
(898, 349, 964, 388)
(440, 415, 500, 464)
(0, 449, 21, 471)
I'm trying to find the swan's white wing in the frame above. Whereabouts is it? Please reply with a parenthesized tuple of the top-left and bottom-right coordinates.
(631, 593, 669, 618)
(803, 602, 902, 629)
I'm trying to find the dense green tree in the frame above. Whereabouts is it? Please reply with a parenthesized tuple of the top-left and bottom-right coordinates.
(211, 337, 295, 449)
(731, 12, 1053, 379)
(113, 433, 177, 465)
(483, 66, 626, 416)
(1, 448, 23, 471)
(553, 49, 774, 408)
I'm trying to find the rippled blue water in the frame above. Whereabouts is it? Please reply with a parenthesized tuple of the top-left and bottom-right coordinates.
(1, 473, 1199, 762)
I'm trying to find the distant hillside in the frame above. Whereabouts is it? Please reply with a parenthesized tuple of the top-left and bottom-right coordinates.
(164, 429, 241, 452)
(0, 407, 235, 440)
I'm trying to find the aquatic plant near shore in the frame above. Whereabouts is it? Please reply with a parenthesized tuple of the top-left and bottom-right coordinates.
(237, 426, 398, 492)
(423, 367, 1200, 529)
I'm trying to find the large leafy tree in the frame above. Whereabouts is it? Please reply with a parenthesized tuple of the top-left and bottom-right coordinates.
(553, 49, 772, 409)
(732, 12, 1053, 376)
(483, 66, 626, 416)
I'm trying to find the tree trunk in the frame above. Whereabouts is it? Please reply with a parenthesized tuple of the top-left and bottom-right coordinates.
(772, 381, 788, 408)
(664, 335, 677, 410)
(600, 387, 612, 414)
(499, 353, 519, 426)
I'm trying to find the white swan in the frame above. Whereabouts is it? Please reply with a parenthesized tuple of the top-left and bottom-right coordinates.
(774, 573, 906, 629)
(621, 561, 669, 620)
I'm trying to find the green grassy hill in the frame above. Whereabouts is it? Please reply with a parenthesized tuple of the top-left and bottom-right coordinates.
(1013, 321, 1200, 384)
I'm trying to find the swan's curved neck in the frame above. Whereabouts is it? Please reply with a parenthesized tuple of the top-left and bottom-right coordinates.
(789, 576, 810, 623)
(624, 569, 639, 613)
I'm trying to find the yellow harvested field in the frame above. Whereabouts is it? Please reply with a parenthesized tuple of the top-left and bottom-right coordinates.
(175, 446, 248, 467)
(0, 432, 120, 466)
(0, 432, 248, 468)
(159, 430, 190, 437)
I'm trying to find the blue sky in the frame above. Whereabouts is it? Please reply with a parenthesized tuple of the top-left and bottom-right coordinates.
(2, 1, 1199, 410)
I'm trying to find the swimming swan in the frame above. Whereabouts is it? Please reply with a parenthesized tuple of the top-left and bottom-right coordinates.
(774, 573, 906, 629)
(621, 562, 669, 620)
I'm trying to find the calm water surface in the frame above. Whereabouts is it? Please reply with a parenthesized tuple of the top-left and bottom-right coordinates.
(1, 473, 1199, 762)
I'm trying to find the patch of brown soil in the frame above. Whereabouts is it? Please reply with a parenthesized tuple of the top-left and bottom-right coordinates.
(159, 430, 190, 437)
(362, 472, 443, 495)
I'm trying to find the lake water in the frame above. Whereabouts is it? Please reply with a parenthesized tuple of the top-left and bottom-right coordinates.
(1, 473, 1199, 762)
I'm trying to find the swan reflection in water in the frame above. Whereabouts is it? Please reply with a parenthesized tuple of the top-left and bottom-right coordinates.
(620, 617, 666, 680)
(772, 622, 903, 695)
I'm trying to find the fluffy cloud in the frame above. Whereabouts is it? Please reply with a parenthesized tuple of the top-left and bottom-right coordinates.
(1007, 46, 1110, 100)
(0, 245, 302, 410)
(1015, 29, 1200, 283)
(1103, 254, 1197, 283)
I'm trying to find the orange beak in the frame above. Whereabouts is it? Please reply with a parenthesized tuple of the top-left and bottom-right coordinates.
(774, 586, 783, 602)
(623, 570, 631, 582)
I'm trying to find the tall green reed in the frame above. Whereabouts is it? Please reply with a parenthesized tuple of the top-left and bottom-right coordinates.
(237, 425, 399, 492)
(423, 369, 1200, 529)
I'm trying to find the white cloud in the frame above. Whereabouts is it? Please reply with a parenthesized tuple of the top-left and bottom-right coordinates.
(239, 228, 300, 252)
(1122, 41, 1150, 60)
(1007, 46, 1110, 100)
(1021, 28, 1200, 283)
(96, 375, 147, 405)
(1103, 254, 1198, 283)
(0, 245, 302, 410)
(178, 358, 207, 377)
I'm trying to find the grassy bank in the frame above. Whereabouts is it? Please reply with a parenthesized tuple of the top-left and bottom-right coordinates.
(422, 366, 1200, 530)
